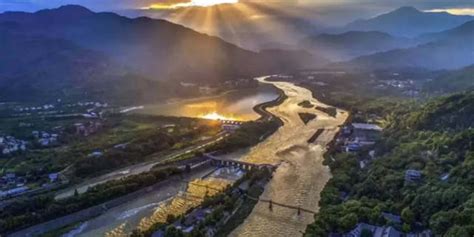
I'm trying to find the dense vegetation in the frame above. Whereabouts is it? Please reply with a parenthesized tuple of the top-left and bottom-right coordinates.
(306, 91, 474, 236)
(1, 114, 219, 180)
(423, 65, 474, 94)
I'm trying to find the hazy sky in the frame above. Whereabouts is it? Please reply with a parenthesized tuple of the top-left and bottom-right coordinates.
(0, 0, 473, 25)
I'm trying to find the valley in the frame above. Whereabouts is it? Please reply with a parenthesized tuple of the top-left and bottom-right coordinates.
(0, 2, 473, 237)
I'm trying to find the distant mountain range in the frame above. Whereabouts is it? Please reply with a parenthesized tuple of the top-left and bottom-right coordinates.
(335, 20, 474, 70)
(0, 5, 325, 102)
(300, 31, 415, 61)
(343, 6, 474, 37)
(417, 20, 474, 43)
(0, 5, 472, 102)
(0, 28, 171, 103)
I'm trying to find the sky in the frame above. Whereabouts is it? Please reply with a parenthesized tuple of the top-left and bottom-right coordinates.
(1, 0, 473, 16)
(0, 0, 472, 49)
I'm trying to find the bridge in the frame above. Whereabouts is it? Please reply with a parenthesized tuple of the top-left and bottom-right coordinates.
(183, 181, 316, 216)
(219, 120, 244, 132)
(204, 153, 277, 172)
(245, 194, 317, 215)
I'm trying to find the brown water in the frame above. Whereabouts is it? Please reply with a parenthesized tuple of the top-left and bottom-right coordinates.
(230, 77, 348, 237)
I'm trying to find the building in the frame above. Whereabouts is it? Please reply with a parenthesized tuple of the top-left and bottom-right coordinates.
(48, 173, 59, 182)
(88, 151, 104, 158)
(351, 123, 383, 142)
(75, 121, 102, 136)
(382, 212, 401, 224)
(405, 170, 422, 182)
(343, 223, 432, 237)
(342, 123, 383, 153)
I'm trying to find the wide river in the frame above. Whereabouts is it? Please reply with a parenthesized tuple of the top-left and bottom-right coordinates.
(230, 77, 348, 236)
(46, 77, 347, 237)
(135, 85, 279, 121)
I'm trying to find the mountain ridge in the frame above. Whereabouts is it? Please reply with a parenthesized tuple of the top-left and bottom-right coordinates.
(343, 6, 474, 37)
(0, 5, 325, 84)
(301, 30, 415, 61)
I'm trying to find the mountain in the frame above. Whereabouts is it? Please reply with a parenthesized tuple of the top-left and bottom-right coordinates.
(0, 28, 168, 103)
(300, 31, 415, 61)
(423, 65, 474, 93)
(344, 6, 474, 37)
(418, 20, 474, 43)
(0, 5, 326, 85)
(336, 22, 474, 70)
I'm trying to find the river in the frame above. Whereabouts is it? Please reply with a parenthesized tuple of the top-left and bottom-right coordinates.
(230, 77, 349, 236)
(55, 84, 278, 200)
(25, 77, 345, 237)
(134, 85, 279, 121)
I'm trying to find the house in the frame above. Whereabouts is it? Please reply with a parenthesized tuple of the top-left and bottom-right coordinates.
(346, 143, 362, 152)
(440, 173, 450, 181)
(114, 143, 128, 149)
(344, 223, 430, 237)
(48, 173, 59, 182)
(75, 121, 102, 136)
(405, 170, 422, 182)
(351, 123, 383, 142)
(183, 208, 209, 226)
(382, 212, 401, 224)
(88, 151, 103, 158)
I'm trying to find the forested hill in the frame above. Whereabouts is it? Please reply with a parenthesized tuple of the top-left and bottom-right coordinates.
(401, 92, 474, 131)
(306, 91, 474, 236)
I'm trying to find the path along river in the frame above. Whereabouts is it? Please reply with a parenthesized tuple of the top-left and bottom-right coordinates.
(230, 77, 349, 237)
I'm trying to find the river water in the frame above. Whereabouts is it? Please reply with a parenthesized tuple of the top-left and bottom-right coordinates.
(230, 77, 348, 237)
(62, 166, 245, 237)
(134, 85, 279, 121)
(59, 77, 346, 237)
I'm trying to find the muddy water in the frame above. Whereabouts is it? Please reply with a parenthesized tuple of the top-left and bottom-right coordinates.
(230, 77, 348, 237)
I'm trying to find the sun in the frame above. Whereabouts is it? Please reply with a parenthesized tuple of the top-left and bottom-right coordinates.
(200, 112, 239, 121)
(188, 0, 238, 7)
(147, 0, 238, 9)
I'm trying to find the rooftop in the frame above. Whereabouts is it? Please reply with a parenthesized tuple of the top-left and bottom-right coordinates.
(352, 123, 383, 131)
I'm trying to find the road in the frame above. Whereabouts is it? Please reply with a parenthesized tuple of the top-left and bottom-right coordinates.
(230, 76, 349, 237)
(55, 132, 228, 199)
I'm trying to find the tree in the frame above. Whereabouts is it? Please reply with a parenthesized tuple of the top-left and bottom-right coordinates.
(445, 225, 470, 237)
(402, 223, 411, 233)
(340, 213, 358, 231)
(164, 226, 184, 237)
(401, 207, 414, 224)
(429, 211, 455, 234)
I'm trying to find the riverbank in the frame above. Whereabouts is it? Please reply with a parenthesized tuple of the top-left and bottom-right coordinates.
(253, 86, 288, 123)
(8, 163, 215, 237)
